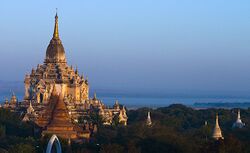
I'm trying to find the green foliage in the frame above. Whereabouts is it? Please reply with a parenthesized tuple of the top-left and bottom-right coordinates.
(0, 125, 6, 138)
(90, 111, 103, 125)
(71, 142, 99, 153)
(8, 143, 35, 153)
(2, 105, 250, 153)
(79, 110, 103, 125)
(94, 104, 250, 153)
(100, 144, 124, 153)
(112, 114, 119, 126)
(0, 108, 33, 137)
(0, 148, 8, 153)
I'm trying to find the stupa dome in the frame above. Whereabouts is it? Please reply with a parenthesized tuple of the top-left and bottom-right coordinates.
(45, 13, 66, 63)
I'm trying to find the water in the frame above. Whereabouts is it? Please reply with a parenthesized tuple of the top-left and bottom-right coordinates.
(98, 96, 250, 109)
(2, 92, 250, 109)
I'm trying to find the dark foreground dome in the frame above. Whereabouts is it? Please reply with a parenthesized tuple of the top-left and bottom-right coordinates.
(45, 13, 66, 63)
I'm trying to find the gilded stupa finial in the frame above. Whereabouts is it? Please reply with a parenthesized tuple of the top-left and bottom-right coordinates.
(212, 113, 224, 140)
(53, 8, 59, 39)
(215, 113, 219, 125)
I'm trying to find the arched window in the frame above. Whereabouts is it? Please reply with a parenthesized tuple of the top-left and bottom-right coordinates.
(46, 134, 62, 153)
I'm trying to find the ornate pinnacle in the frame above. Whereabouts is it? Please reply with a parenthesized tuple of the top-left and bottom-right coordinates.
(238, 109, 241, 119)
(75, 66, 78, 74)
(53, 10, 59, 39)
(93, 92, 97, 100)
(81, 73, 84, 80)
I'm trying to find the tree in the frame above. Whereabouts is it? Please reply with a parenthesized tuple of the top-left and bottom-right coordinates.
(0, 125, 6, 138)
(100, 144, 124, 153)
(8, 143, 35, 153)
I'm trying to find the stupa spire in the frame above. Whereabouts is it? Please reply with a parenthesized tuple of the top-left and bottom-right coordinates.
(216, 114, 219, 125)
(233, 109, 245, 128)
(53, 9, 59, 39)
(237, 109, 241, 119)
(93, 92, 97, 100)
(212, 113, 224, 140)
(146, 111, 152, 126)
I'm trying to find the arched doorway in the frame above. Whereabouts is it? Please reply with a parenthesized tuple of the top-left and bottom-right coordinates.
(46, 134, 62, 153)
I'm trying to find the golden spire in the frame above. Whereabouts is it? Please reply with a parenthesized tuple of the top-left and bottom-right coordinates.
(212, 113, 224, 140)
(53, 9, 59, 39)
(215, 113, 219, 126)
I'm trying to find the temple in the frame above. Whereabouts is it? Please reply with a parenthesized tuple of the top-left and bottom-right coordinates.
(23, 12, 89, 103)
(232, 109, 245, 128)
(212, 114, 224, 140)
(2, 93, 18, 111)
(146, 112, 152, 126)
(3, 13, 128, 141)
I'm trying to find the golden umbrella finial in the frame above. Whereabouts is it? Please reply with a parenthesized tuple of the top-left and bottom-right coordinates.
(53, 8, 59, 39)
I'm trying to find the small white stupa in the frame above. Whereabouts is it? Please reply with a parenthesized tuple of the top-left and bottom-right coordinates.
(232, 109, 245, 128)
(212, 114, 224, 140)
(22, 101, 36, 122)
(146, 112, 152, 126)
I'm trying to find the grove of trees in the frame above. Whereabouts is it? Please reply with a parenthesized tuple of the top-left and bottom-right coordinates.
(1, 104, 250, 153)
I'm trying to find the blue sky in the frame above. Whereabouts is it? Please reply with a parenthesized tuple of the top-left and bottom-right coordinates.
(1, 0, 250, 96)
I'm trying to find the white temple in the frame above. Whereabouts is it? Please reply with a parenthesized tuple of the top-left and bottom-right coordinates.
(232, 109, 245, 128)
(146, 111, 152, 126)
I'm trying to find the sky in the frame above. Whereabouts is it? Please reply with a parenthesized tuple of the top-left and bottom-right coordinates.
(1, 0, 250, 96)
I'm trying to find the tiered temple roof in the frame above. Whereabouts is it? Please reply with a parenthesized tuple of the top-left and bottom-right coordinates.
(42, 93, 83, 139)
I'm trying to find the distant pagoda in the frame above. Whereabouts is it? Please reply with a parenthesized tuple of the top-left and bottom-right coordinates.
(232, 109, 245, 128)
(212, 114, 224, 140)
(2, 93, 18, 110)
(146, 111, 152, 126)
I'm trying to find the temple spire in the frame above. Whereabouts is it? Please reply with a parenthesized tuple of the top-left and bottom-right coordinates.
(215, 114, 219, 125)
(146, 111, 152, 127)
(212, 113, 224, 140)
(93, 92, 97, 100)
(53, 10, 59, 39)
(233, 109, 245, 128)
(237, 109, 241, 120)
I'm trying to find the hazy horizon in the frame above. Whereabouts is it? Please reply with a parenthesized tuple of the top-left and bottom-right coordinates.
(1, 1, 250, 97)
(1, 80, 250, 99)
